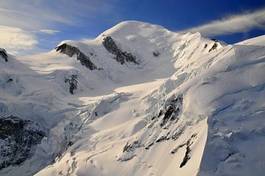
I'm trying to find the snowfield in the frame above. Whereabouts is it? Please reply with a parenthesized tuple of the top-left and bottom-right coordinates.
(0, 21, 265, 176)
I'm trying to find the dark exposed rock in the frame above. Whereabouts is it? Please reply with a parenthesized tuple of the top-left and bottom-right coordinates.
(67, 141, 74, 147)
(0, 48, 8, 62)
(144, 142, 154, 150)
(150, 109, 163, 121)
(141, 95, 184, 151)
(158, 110, 163, 117)
(210, 38, 227, 46)
(171, 143, 186, 154)
(171, 134, 197, 155)
(6, 78, 13, 83)
(102, 36, 139, 65)
(65, 74, 78, 95)
(123, 141, 141, 153)
(170, 133, 197, 168)
(153, 51, 160, 57)
(209, 43, 218, 52)
(156, 133, 170, 143)
(179, 143, 191, 168)
(55, 43, 98, 70)
(204, 44, 208, 49)
(0, 116, 45, 169)
(118, 140, 142, 161)
(221, 152, 237, 162)
(160, 95, 183, 127)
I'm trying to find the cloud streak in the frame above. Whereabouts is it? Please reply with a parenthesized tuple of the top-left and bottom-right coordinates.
(0, 25, 38, 54)
(39, 29, 60, 35)
(0, 0, 117, 54)
(184, 8, 265, 37)
(0, 0, 116, 31)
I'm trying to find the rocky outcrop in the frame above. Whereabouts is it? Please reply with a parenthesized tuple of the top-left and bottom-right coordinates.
(118, 141, 142, 161)
(0, 48, 8, 62)
(102, 36, 139, 65)
(209, 42, 218, 52)
(64, 74, 78, 95)
(118, 94, 184, 161)
(160, 95, 183, 127)
(208, 38, 226, 52)
(153, 51, 160, 57)
(0, 116, 45, 169)
(171, 134, 197, 168)
(56, 43, 98, 70)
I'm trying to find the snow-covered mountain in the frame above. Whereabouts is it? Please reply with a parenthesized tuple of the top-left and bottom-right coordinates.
(0, 21, 265, 176)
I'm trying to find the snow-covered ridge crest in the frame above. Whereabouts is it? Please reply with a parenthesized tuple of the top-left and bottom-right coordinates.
(0, 21, 265, 176)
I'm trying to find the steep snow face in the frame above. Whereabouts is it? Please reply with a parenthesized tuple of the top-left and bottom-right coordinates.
(0, 21, 264, 176)
(198, 42, 265, 176)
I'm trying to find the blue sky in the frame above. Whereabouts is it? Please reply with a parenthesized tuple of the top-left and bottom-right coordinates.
(0, 0, 265, 55)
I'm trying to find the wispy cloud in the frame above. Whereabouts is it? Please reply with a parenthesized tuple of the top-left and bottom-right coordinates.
(39, 29, 60, 35)
(0, 0, 116, 30)
(0, 25, 38, 54)
(0, 0, 117, 54)
(184, 8, 265, 37)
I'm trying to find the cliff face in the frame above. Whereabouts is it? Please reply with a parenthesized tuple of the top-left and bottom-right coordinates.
(102, 36, 138, 65)
(0, 116, 45, 169)
(0, 48, 8, 62)
(64, 74, 78, 95)
(56, 43, 98, 70)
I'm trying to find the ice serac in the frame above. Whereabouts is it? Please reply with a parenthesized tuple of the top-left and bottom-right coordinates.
(0, 21, 265, 176)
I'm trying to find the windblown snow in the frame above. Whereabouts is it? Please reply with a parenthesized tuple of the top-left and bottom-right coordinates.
(0, 21, 265, 176)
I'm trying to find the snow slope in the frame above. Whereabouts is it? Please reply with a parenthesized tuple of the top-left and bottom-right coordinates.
(0, 21, 264, 176)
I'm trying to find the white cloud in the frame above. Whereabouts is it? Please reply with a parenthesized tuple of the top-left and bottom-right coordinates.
(184, 8, 265, 37)
(0, 25, 38, 54)
(0, 2, 72, 30)
(39, 29, 60, 35)
(0, 0, 117, 55)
